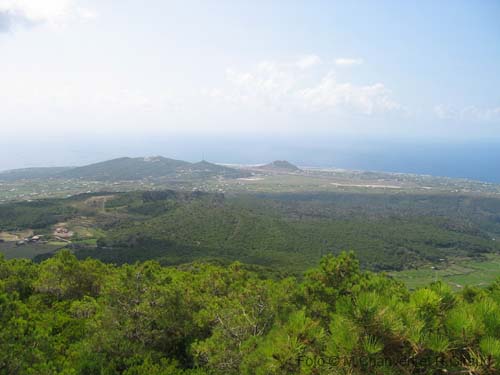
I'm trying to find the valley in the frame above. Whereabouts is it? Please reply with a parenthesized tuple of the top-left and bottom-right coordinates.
(1, 159, 500, 290)
(2, 156, 500, 290)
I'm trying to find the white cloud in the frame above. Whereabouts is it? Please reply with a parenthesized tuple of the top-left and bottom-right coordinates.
(295, 54, 322, 69)
(0, 0, 95, 31)
(335, 58, 364, 67)
(0, 77, 181, 117)
(76, 7, 97, 21)
(204, 57, 401, 116)
(297, 72, 399, 114)
(434, 104, 500, 123)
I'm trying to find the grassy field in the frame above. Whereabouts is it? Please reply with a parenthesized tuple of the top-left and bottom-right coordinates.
(390, 253, 500, 290)
(0, 230, 34, 241)
(0, 241, 66, 259)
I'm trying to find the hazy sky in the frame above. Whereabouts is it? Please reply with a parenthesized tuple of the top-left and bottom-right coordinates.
(0, 1, 499, 171)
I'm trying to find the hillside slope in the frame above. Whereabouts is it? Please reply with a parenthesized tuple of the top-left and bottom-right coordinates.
(59, 156, 190, 181)
(1, 190, 497, 274)
(258, 160, 301, 172)
(58, 157, 252, 181)
(89, 194, 500, 272)
(0, 156, 251, 182)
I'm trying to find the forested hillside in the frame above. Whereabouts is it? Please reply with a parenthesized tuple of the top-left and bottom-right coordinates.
(1, 190, 500, 275)
(1, 251, 500, 374)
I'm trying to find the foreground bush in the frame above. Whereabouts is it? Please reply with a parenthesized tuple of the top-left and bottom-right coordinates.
(1, 250, 500, 374)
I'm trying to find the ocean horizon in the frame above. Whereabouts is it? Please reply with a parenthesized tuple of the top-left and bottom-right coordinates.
(1, 137, 499, 184)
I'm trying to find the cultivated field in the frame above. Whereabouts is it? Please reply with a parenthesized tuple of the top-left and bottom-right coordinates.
(391, 253, 500, 290)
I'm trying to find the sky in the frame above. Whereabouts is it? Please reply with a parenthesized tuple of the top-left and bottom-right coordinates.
(0, 0, 499, 178)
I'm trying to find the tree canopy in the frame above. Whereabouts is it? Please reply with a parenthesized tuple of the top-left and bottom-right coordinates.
(1, 250, 500, 374)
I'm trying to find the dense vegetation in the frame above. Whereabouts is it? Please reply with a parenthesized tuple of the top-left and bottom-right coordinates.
(2, 250, 500, 374)
(0, 199, 77, 230)
(1, 190, 500, 274)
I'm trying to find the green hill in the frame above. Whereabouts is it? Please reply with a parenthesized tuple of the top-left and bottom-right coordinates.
(259, 160, 301, 172)
(59, 156, 191, 181)
(0, 156, 251, 182)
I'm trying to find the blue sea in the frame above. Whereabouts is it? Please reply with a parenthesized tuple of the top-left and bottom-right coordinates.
(1, 135, 499, 183)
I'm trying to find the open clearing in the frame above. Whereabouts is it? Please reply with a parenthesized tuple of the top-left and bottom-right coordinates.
(391, 254, 500, 290)
(0, 241, 65, 259)
(0, 229, 34, 241)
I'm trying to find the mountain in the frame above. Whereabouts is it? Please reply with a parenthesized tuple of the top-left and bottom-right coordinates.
(258, 160, 301, 172)
(0, 157, 250, 182)
(59, 156, 190, 181)
(0, 167, 74, 181)
(56, 156, 251, 181)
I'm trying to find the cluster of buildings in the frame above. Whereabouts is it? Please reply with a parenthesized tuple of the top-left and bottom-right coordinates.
(16, 235, 44, 246)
